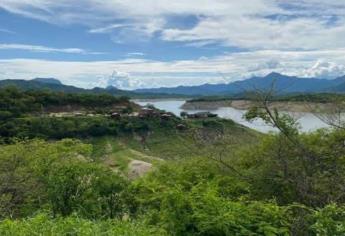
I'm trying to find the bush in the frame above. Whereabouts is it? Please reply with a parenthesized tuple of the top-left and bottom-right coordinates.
(0, 139, 128, 219)
(312, 204, 345, 236)
(129, 160, 291, 235)
(0, 213, 167, 236)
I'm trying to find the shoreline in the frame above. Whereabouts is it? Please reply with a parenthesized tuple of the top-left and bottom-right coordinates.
(182, 99, 333, 113)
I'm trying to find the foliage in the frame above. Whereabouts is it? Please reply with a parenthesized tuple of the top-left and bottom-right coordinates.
(1, 137, 345, 235)
(0, 213, 167, 236)
(0, 86, 131, 119)
(2, 89, 345, 234)
(0, 139, 128, 219)
(311, 204, 345, 236)
(128, 160, 291, 235)
(242, 115, 345, 207)
(0, 115, 184, 143)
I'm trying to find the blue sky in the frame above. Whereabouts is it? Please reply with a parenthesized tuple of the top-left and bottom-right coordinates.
(1, 0, 345, 89)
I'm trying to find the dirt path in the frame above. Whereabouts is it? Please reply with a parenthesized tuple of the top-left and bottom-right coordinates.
(128, 160, 153, 179)
(102, 140, 163, 178)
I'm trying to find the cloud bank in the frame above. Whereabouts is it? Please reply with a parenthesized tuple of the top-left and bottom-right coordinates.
(1, 49, 345, 89)
(1, 0, 345, 88)
(2, 0, 345, 50)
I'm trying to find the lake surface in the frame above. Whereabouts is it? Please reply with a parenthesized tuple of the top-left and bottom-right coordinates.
(133, 99, 330, 133)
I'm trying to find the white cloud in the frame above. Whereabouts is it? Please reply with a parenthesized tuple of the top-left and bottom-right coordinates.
(88, 24, 125, 34)
(0, 44, 103, 54)
(2, 1, 345, 50)
(105, 70, 139, 89)
(0, 28, 15, 34)
(1, 1, 345, 88)
(302, 60, 345, 79)
(127, 52, 145, 57)
(1, 49, 345, 89)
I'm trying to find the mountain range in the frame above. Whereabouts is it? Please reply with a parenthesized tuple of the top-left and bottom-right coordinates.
(1, 73, 345, 97)
(135, 72, 345, 96)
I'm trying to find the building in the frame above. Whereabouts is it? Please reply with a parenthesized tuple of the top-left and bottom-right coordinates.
(186, 112, 218, 119)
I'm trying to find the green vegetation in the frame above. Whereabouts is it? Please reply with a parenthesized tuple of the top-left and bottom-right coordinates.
(1, 87, 345, 235)
(0, 79, 195, 100)
(0, 214, 167, 236)
(0, 86, 133, 120)
(1, 138, 345, 235)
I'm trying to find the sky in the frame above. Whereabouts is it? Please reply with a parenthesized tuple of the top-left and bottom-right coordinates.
(1, 0, 345, 90)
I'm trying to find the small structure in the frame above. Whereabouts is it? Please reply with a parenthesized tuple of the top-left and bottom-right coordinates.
(110, 112, 121, 119)
(186, 113, 196, 119)
(176, 123, 187, 130)
(74, 112, 84, 117)
(207, 113, 218, 118)
(139, 107, 160, 118)
(186, 112, 218, 119)
(161, 113, 173, 120)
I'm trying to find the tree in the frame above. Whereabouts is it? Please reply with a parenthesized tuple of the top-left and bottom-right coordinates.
(180, 111, 188, 118)
(243, 84, 345, 207)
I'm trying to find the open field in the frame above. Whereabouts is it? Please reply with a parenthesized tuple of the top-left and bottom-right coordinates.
(85, 117, 260, 177)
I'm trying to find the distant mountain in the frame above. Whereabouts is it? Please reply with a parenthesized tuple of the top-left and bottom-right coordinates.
(2, 73, 345, 98)
(0, 78, 181, 98)
(0, 79, 84, 93)
(327, 76, 345, 92)
(32, 78, 62, 85)
(0, 79, 88, 93)
(135, 72, 345, 96)
(0, 79, 134, 96)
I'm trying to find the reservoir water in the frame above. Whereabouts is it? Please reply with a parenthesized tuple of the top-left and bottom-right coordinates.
(133, 99, 330, 133)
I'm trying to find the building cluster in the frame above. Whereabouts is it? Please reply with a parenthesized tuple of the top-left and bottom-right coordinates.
(111, 107, 174, 120)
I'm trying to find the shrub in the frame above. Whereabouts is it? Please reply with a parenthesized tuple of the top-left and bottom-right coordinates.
(312, 204, 345, 236)
(0, 213, 167, 236)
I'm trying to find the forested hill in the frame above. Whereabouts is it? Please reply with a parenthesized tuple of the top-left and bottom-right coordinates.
(1, 84, 345, 235)
(0, 86, 137, 120)
(0, 78, 189, 98)
(0, 78, 133, 96)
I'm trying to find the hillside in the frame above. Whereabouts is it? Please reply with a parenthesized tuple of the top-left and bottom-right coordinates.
(1, 87, 345, 235)
(31, 77, 62, 85)
(0, 78, 139, 96)
(329, 77, 345, 92)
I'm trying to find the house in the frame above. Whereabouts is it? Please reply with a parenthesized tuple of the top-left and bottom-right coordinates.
(160, 113, 173, 120)
(139, 107, 160, 118)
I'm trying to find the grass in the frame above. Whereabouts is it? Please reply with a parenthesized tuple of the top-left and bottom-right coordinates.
(86, 118, 261, 173)
(87, 136, 163, 172)
(88, 137, 136, 172)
